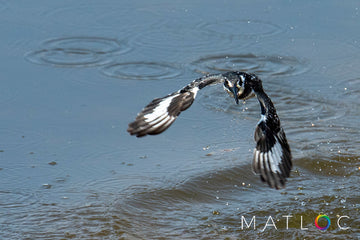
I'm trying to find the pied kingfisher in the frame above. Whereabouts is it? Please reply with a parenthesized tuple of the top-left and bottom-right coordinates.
(127, 71, 292, 189)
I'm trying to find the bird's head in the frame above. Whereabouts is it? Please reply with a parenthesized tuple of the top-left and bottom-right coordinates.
(223, 71, 254, 104)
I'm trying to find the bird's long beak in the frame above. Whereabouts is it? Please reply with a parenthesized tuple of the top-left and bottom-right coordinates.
(231, 87, 239, 104)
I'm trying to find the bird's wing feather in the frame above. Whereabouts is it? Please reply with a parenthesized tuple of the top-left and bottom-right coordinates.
(127, 74, 224, 137)
(252, 119, 292, 189)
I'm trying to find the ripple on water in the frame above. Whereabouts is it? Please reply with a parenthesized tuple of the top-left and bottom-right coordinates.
(25, 37, 131, 68)
(105, 164, 292, 239)
(296, 154, 359, 178)
(129, 20, 244, 56)
(275, 90, 348, 122)
(42, 3, 145, 30)
(199, 19, 283, 38)
(115, 164, 260, 214)
(194, 75, 351, 157)
(0, 191, 38, 209)
(42, 4, 117, 27)
(2, 163, 66, 192)
(196, 79, 338, 123)
(130, 19, 282, 56)
(334, 77, 360, 104)
(101, 61, 184, 80)
(0, 128, 48, 151)
(190, 53, 309, 77)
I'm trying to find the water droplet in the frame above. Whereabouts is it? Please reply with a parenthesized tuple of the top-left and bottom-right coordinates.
(212, 210, 220, 215)
(42, 183, 52, 189)
(48, 161, 57, 166)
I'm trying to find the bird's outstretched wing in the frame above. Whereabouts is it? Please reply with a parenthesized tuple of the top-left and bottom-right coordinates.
(127, 74, 224, 137)
(253, 117, 292, 189)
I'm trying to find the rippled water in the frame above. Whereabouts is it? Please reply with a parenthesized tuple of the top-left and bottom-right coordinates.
(25, 36, 130, 67)
(190, 53, 309, 76)
(101, 61, 184, 80)
(1, 1, 359, 239)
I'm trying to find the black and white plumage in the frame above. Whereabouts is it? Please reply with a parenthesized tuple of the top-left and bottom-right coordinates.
(128, 71, 292, 189)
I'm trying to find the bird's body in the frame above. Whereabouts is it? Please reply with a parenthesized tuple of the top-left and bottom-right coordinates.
(128, 71, 292, 189)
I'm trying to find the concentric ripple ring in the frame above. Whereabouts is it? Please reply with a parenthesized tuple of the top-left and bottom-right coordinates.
(101, 61, 183, 80)
(25, 36, 131, 67)
(199, 19, 283, 38)
(190, 53, 309, 77)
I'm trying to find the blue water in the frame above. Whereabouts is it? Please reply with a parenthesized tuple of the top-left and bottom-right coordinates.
(0, 1, 359, 239)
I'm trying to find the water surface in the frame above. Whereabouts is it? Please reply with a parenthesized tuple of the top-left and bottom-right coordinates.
(0, 1, 359, 239)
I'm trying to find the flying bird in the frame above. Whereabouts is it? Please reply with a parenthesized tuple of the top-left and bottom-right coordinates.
(127, 71, 292, 189)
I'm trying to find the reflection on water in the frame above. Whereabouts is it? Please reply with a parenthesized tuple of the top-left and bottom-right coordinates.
(1, 0, 360, 239)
